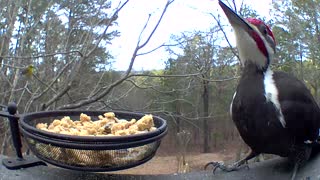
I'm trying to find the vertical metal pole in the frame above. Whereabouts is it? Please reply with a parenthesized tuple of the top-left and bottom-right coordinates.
(7, 102, 23, 159)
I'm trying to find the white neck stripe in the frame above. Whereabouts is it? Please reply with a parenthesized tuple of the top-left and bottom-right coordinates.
(263, 68, 286, 128)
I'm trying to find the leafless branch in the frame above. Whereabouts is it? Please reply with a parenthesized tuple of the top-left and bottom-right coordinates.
(34, 59, 75, 102)
(89, 1, 134, 98)
(0, 50, 84, 60)
(87, 81, 138, 111)
(58, 0, 175, 110)
(41, 1, 131, 110)
(239, 0, 245, 15)
(32, 74, 57, 94)
(232, 0, 237, 12)
(125, 0, 175, 77)
(137, 14, 152, 45)
(42, 85, 71, 110)
(24, 86, 41, 113)
(155, 98, 196, 108)
(137, 42, 183, 56)
(157, 111, 202, 130)
(128, 72, 238, 83)
(0, 71, 12, 88)
(198, 76, 239, 82)
(0, 87, 26, 95)
(17, 82, 33, 107)
(128, 72, 202, 78)
(138, 0, 175, 50)
(126, 78, 194, 94)
(85, 0, 129, 58)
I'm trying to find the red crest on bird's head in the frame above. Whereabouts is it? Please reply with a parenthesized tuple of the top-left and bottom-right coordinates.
(246, 18, 276, 45)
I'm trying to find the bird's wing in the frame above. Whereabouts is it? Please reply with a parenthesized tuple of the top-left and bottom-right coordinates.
(273, 71, 320, 142)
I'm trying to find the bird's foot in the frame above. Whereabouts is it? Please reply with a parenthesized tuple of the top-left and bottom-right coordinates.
(204, 161, 249, 174)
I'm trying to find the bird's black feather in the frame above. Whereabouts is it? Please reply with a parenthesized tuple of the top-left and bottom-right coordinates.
(232, 63, 320, 159)
(273, 71, 320, 142)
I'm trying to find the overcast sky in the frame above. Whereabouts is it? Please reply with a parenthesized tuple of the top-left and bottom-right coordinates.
(108, 0, 272, 71)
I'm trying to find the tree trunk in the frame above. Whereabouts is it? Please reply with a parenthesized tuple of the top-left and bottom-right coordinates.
(175, 99, 182, 133)
(202, 79, 210, 153)
(0, 1, 18, 65)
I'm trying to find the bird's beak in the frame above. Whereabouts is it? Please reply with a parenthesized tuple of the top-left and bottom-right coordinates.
(219, 0, 253, 33)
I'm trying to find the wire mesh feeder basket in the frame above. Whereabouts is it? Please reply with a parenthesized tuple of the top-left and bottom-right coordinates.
(19, 110, 167, 171)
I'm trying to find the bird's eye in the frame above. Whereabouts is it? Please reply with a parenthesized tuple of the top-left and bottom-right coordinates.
(262, 26, 268, 35)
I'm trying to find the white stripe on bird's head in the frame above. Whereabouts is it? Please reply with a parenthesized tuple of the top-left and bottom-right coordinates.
(233, 22, 275, 71)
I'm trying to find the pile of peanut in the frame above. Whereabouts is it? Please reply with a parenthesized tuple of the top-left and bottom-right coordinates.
(36, 112, 157, 136)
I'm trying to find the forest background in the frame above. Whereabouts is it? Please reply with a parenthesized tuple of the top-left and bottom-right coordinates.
(0, 0, 319, 173)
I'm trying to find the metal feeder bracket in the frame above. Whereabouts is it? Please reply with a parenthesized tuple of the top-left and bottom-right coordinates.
(0, 102, 46, 169)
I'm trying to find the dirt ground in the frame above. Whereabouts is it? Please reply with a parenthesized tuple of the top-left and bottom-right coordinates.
(114, 150, 237, 175)
(112, 139, 245, 175)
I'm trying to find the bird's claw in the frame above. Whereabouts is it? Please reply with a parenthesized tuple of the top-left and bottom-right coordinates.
(241, 162, 250, 170)
(204, 161, 224, 174)
(205, 161, 250, 174)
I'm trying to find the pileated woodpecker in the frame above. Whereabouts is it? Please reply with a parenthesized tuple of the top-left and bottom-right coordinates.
(205, 1, 320, 179)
